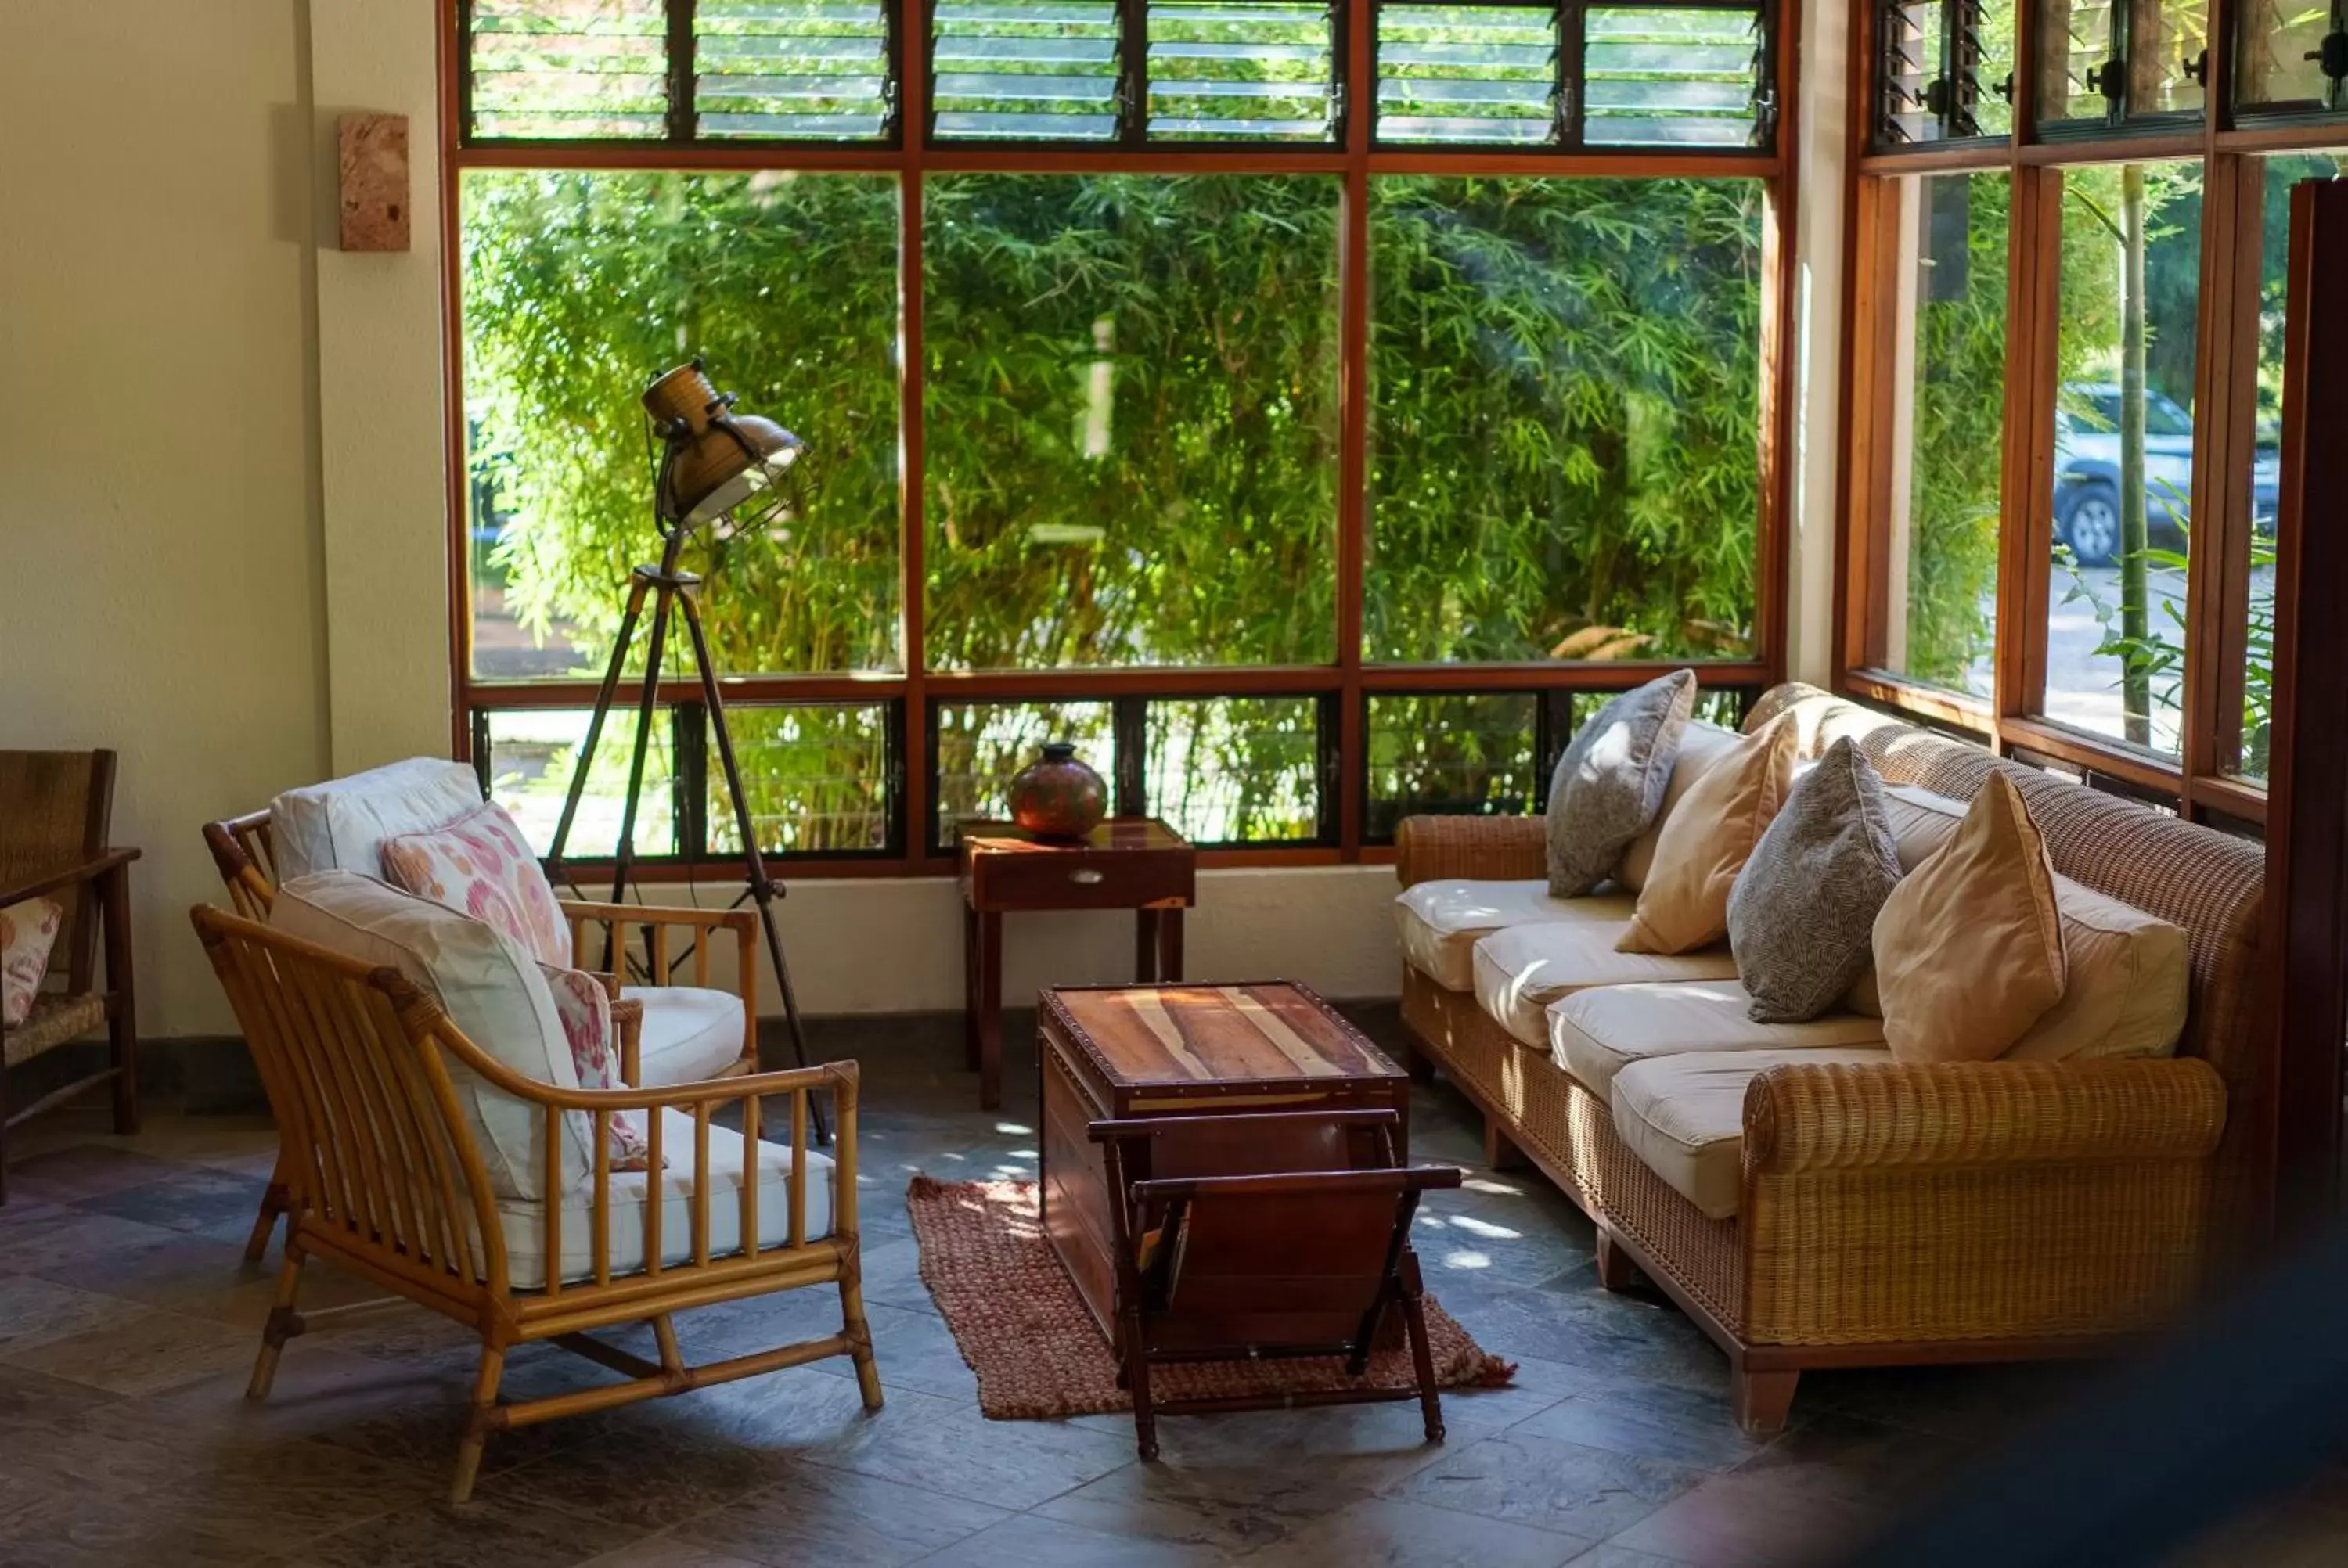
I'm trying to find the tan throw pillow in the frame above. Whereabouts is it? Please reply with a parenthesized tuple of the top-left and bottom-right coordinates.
(1618, 721, 1744, 891)
(1873, 773, 2068, 1063)
(1618, 716, 1798, 956)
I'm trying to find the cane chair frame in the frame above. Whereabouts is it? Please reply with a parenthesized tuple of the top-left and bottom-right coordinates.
(203, 805, 762, 1258)
(192, 904, 879, 1502)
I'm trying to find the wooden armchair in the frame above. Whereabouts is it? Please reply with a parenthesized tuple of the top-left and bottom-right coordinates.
(1089, 1109, 1460, 1460)
(192, 904, 879, 1503)
(204, 802, 760, 1260)
(2, 750, 139, 1199)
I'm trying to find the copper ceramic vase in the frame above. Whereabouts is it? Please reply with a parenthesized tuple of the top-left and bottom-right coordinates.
(1008, 741, 1107, 842)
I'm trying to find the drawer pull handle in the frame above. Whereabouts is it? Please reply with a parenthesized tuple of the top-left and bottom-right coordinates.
(1069, 869, 1104, 886)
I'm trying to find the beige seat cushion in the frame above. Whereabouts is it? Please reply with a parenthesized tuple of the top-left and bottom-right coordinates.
(628, 984, 749, 1085)
(1610, 1047, 1895, 1219)
(1617, 721, 1745, 891)
(1395, 881, 1634, 992)
(495, 1106, 833, 1291)
(1874, 775, 2067, 1064)
(1620, 716, 1799, 955)
(1548, 979, 1887, 1103)
(1471, 924, 1740, 1048)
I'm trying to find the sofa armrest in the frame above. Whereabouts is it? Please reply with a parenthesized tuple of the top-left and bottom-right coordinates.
(1743, 1058, 2226, 1178)
(1394, 815, 1546, 889)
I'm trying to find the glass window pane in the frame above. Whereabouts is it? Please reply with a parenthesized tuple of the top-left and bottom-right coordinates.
(2046, 159, 2202, 757)
(469, 0, 669, 140)
(923, 175, 1340, 671)
(1367, 177, 1764, 664)
(1147, 2, 1335, 142)
(2037, 0, 2208, 126)
(932, 0, 1122, 140)
(484, 708, 679, 861)
(2037, 0, 2119, 123)
(709, 703, 893, 854)
(1882, 171, 2010, 699)
(1366, 694, 1536, 840)
(1376, 5, 1560, 146)
(1147, 698, 1321, 843)
(2237, 153, 2346, 781)
(2235, 0, 2346, 114)
(1583, 5, 1762, 147)
(694, 0, 892, 140)
(461, 171, 901, 682)
(1879, 0, 2018, 143)
(935, 701, 1115, 843)
(2128, 0, 2209, 117)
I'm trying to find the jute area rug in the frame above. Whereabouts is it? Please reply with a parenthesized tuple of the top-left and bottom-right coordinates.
(906, 1176, 1515, 1420)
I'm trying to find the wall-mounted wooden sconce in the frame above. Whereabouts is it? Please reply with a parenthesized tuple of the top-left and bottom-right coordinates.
(337, 113, 409, 252)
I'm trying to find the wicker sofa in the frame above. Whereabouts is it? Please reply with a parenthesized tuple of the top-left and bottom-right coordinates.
(1394, 682, 2263, 1431)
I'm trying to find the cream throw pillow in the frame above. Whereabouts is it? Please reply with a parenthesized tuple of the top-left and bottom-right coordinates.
(1617, 716, 1798, 956)
(1874, 774, 2067, 1063)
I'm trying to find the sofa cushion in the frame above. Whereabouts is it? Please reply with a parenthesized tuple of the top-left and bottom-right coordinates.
(1617, 721, 1745, 891)
(1472, 925, 1740, 1048)
(1610, 1047, 1896, 1219)
(1620, 716, 1799, 955)
(272, 757, 484, 883)
(1727, 738, 1903, 1023)
(1548, 980, 1887, 1104)
(1882, 784, 1967, 872)
(495, 1106, 832, 1290)
(1395, 881, 1634, 992)
(1545, 671, 1698, 897)
(628, 984, 751, 1086)
(272, 870, 589, 1203)
(2008, 877, 2189, 1063)
(382, 800, 574, 969)
(1875, 774, 2068, 1064)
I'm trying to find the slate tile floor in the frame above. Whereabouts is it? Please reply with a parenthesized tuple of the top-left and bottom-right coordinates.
(1, 1025, 2343, 1567)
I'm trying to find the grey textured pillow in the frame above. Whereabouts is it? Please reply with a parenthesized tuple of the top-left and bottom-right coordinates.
(1544, 670, 1698, 897)
(1726, 737, 1903, 1023)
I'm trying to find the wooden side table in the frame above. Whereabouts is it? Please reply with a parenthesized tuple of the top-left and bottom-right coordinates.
(957, 818, 1195, 1109)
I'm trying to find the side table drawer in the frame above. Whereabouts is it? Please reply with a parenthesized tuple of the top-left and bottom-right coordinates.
(970, 849, 1194, 912)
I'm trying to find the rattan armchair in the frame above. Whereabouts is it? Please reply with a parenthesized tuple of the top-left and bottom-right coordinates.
(192, 904, 879, 1502)
(203, 804, 761, 1259)
(2, 750, 139, 1199)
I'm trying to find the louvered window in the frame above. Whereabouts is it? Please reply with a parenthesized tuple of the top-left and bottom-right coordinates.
(1874, 0, 2012, 148)
(1583, 5, 1763, 146)
(467, 0, 670, 139)
(931, 0, 1123, 140)
(1147, 2, 1337, 141)
(694, 1, 895, 138)
(1376, 5, 1560, 145)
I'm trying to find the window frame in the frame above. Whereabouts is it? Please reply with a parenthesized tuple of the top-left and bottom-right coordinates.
(441, 0, 1798, 876)
(1839, 0, 2341, 829)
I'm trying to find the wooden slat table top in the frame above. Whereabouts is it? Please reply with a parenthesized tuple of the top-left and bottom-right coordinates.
(1043, 981, 1403, 1093)
(957, 818, 1190, 858)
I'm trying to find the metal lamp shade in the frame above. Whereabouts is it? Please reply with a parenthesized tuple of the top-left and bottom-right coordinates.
(642, 362, 804, 530)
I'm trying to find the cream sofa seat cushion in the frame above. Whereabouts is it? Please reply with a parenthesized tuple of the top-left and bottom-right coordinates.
(628, 985, 749, 1085)
(1395, 882, 1635, 992)
(1617, 721, 1745, 891)
(271, 870, 589, 1202)
(1548, 979, 1888, 1103)
(1472, 924, 1740, 1048)
(1611, 1047, 1896, 1219)
(495, 1106, 834, 1290)
(272, 758, 485, 883)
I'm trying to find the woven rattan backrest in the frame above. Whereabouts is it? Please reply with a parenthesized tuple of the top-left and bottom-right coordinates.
(0, 750, 114, 990)
(193, 905, 499, 1296)
(1746, 684, 2270, 1227)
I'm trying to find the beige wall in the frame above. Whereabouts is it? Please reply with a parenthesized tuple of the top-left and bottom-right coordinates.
(2, 0, 1850, 1037)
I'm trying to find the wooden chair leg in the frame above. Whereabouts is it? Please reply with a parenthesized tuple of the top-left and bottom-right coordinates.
(1399, 1253, 1445, 1444)
(1732, 1365, 1801, 1434)
(1123, 1309, 1159, 1461)
(247, 1246, 308, 1400)
(102, 861, 140, 1136)
(1595, 1228, 1642, 1292)
(450, 1346, 506, 1505)
(839, 1249, 884, 1411)
(1482, 1113, 1529, 1172)
(243, 1156, 292, 1264)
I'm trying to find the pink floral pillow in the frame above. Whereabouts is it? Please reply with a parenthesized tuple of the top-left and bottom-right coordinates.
(380, 802, 571, 969)
(2, 898, 64, 1028)
(538, 963, 657, 1172)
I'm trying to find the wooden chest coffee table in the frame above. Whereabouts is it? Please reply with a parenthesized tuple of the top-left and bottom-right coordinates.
(1037, 980, 1410, 1347)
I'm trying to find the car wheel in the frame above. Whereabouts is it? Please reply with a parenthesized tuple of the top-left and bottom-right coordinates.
(2058, 483, 2122, 568)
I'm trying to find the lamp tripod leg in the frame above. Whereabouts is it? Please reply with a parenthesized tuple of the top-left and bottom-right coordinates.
(676, 584, 830, 1145)
(543, 573, 654, 890)
(605, 564, 680, 976)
